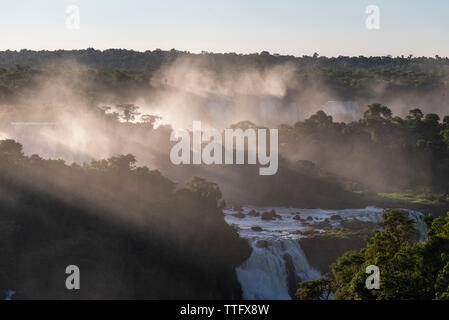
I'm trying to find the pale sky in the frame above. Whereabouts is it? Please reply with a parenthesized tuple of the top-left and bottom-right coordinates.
(1, 0, 448, 57)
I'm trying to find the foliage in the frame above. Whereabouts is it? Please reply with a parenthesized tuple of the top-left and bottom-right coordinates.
(280, 105, 449, 193)
(296, 273, 334, 300)
(184, 176, 225, 209)
(0, 139, 251, 299)
(296, 210, 449, 300)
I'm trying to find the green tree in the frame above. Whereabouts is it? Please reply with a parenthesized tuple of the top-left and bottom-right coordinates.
(184, 176, 224, 208)
(307, 110, 333, 128)
(296, 273, 334, 300)
(407, 108, 424, 121)
(443, 116, 449, 129)
(107, 154, 137, 172)
(0, 139, 24, 163)
(297, 211, 449, 300)
(363, 103, 392, 120)
(423, 113, 440, 127)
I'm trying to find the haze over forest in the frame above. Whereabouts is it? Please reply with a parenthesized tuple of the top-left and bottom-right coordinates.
(1, 49, 449, 300)
(1, 49, 449, 197)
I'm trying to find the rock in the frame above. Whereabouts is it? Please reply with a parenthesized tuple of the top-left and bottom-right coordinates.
(248, 209, 260, 217)
(299, 233, 369, 274)
(283, 253, 301, 298)
(306, 216, 313, 221)
(233, 205, 243, 212)
(340, 219, 377, 231)
(232, 212, 246, 219)
(315, 218, 332, 230)
(297, 227, 318, 236)
(274, 214, 283, 220)
(261, 211, 276, 221)
(251, 226, 263, 232)
(255, 240, 270, 248)
(293, 215, 302, 221)
(330, 215, 342, 220)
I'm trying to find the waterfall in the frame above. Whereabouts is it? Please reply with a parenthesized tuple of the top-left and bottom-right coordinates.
(407, 210, 427, 242)
(224, 206, 428, 300)
(236, 239, 320, 300)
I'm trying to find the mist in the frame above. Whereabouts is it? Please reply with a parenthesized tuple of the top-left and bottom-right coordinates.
(1, 54, 448, 201)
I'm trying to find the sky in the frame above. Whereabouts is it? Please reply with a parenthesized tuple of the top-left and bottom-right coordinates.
(0, 0, 448, 57)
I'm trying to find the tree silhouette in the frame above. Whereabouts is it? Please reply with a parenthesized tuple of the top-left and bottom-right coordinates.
(116, 104, 141, 122)
(140, 114, 162, 127)
(363, 103, 392, 119)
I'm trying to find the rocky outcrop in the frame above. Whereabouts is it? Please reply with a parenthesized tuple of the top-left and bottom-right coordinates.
(255, 240, 270, 248)
(248, 209, 260, 217)
(261, 209, 281, 221)
(283, 253, 300, 299)
(299, 232, 369, 274)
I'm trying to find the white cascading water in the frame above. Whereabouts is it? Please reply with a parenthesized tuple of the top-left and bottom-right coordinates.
(235, 239, 320, 300)
(224, 206, 427, 300)
(407, 210, 428, 242)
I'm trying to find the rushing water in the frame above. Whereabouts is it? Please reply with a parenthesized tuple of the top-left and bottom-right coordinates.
(224, 206, 427, 300)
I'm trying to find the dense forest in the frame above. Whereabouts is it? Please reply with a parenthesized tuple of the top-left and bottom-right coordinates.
(0, 139, 251, 299)
(0, 49, 448, 117)
(2, 48, 449, 72)
(1, 63, 449, 211)
(279, 104, 449, 193)
(0, 52, 448, 201)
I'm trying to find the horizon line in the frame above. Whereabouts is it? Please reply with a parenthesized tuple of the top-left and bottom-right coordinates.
(1, 48, 448, 60)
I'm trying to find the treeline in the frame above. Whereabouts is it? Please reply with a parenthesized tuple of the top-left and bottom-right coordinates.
(0, 65, 152, 105)
(0, 50, 448, 109)
(0, 140, 251, 299)
(1, 49, 449, 72)
(279, 104, 449, 193)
